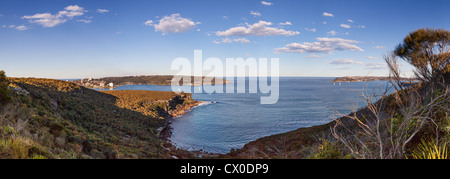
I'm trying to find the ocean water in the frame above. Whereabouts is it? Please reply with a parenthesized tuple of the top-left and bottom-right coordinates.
(109, 77, 392, 154)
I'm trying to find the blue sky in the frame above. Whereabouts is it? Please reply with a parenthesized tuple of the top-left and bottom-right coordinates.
(0, 0, 449, 78)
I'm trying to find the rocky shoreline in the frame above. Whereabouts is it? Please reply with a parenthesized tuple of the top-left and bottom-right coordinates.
(159, 101, 220, 158)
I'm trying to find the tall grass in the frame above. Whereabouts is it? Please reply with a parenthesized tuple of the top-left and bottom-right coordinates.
(411, 140, 448, 159)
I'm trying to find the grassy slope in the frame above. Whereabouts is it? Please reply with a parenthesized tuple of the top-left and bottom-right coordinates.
(0, 78, 195, 159)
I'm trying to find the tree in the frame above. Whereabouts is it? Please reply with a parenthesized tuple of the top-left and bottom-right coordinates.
(394, 28, 450, 87)
(0, 70, 12, 104)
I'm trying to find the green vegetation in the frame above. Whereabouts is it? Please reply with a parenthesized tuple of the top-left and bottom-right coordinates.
(0, 77, 198, 159)
(411, 139, 448, 159)
(395, 28, 450, 86)
(0, 70, 12, 104)
(308, 139, 347, 159)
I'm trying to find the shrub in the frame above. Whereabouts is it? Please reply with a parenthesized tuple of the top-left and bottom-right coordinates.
(0, 137, 32, 159)
(308, 139, 346, 159)
(0, 70, 12, 104)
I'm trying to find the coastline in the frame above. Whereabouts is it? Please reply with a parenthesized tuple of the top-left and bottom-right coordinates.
(72, 76, 231, 89)
(158, 100, 204, 141)
(159, 101, 220, 158)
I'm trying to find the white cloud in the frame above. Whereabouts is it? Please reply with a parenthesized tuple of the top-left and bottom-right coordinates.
(216, 21, 300, 37)
(233, 38, 251, 43)
(304, 28, 316, 32)
(365, 63, 386, 69)
(279, 21, 292, 26)
(330, 59, 387, 70)
(347, 19, 354, 23)
(15, 25, 28, 30)
(322, 21, 327, 24)
(221, 38, 233, 44)
(77, 19, 92, 24)
(6, 25, 29, 31)
(340, 24, 351, 29)
(322, 12, 334, 17)
(305, 54, 326, 58)
(23, 13, 67, 27)
(274, 37, 364, 54)
(222, 16, 229, 20)
(144, 20, 153, 26)
(375, 46, 385, 49)
(358, 25, 366, 29)
(261, 1, 273, 6)
(59, 5, 86, 18)
(151, 13, 199, 35)
(23, 5, 86, 27)
(214, 37, 251, 44)
(330, 59, 364, 65)
(97, 9, 109, 13)
(250, 11, 261, 17)
(327, 30, 338, 36)
(367, 56, 380, 60)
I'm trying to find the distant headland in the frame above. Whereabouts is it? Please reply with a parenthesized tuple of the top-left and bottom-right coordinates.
(72, 75, 230, 89)
(332, 76, 418, 82)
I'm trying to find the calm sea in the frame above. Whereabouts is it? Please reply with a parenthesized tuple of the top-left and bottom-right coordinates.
(107, 77, 392, 153)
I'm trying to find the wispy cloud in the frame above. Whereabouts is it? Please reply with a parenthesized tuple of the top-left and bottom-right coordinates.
(5, 25, 29, 31)
(250, 11, 261, 17)
(279, 21, 292, 26)
(327, 30, 338, 36)
(375, 46, 385, 49)
(261, 1, 273, 6)
(305, 54, 326, 58)
(304, 28, 317, 32)
(322, 12, 334, 17)
(330, 59, 387, 70)
(96, 9, 109, 13)
(275, 37, 364, 54)
(340, 24, 351, 29)
(77, 19, 92, 24)
(329, 59, 364, 65)
(214, 37, 251, 44)
(216, 21, 300, 37)
(23, 5, 86, 28)
(143, 20, 153, 26)
(365, 63, 387, 69)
